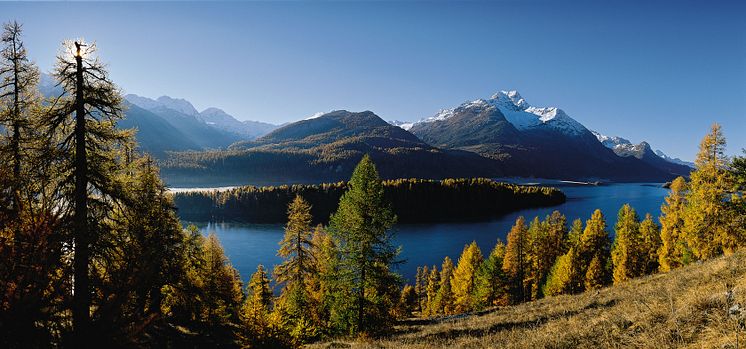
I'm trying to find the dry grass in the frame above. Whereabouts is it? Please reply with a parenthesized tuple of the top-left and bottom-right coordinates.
(310, 251, 746, 348)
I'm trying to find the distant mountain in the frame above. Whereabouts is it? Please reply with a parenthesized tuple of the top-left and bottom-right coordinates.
(161, 110, 499, 186)
(655, 150, 695, 169)
(592, 131, 693, 177)
(406, 91, 680, 182)
(199, 107, 278, 138)
(125, 94, 277, 139)
(118, 102, 202, 157)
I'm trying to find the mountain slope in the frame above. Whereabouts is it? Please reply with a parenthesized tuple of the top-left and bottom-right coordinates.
(199, 107, 277, 138)
(161, 110, 500, 186)
(312, 251, 746, 348)
(125, 94, 277, 140)
(408, 91, 675, 182)
(119, 103, 202, 156)
(592, 131, 693, 177)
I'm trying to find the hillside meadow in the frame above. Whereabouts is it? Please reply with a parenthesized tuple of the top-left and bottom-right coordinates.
(312, 250, 746, 349)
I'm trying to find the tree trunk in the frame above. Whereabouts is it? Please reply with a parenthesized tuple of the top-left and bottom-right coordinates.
(72, 50, 91, 343)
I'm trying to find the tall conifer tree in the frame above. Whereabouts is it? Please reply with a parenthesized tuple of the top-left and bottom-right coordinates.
(328, 155, 400, 334)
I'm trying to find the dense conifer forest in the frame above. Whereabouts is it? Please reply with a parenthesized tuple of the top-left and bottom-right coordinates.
(172, 178, 565, 224)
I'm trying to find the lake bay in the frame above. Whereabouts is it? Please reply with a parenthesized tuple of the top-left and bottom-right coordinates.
(182, 182, 669, 285)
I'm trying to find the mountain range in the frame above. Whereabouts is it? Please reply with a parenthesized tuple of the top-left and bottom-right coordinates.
(37, 73, 279, 157)
(403, 91, 692, 182)
(35, 73, 692, 185)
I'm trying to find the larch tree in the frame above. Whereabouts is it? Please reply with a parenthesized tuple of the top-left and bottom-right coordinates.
(46, 39, 132, 342)
(434, 256, 455, 315)
(474, 240, 507, 307)
(683, 124, 734, 258)
(503, 216, 529, 303)
(414, 265, 429, 313)
(397, 285, 418, 318)
(544, 218, 584, 296)
(658, 176, 690, 272)
(307, 224, 337, 329)
(451, 241, 484, 313)
(242, 264, 274, 346)
(729, 151, 746, 242)
(203, 234, 243, 328)
(611, 204, 642, 284)
(584, 255, 606, 290)
(327, 155, 401, 334)
(580, 209, 612, 289)
(639, 213, 661, 275)
(424, 265, 440, 316)
(274, 195, 316, 332)
(0, 21, 64, 346)
(0, 21, 39, 215)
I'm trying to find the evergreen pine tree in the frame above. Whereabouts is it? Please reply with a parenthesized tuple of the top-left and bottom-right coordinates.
(474, 240, 507, 307)
(327, 155, 401, 334)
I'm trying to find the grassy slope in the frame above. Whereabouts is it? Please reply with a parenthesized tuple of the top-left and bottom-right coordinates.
(312, 251, 746, 348)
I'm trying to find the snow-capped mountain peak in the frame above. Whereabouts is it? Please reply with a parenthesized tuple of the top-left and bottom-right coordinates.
(399, 90, 589, 136)
(490, 90, 530, 110)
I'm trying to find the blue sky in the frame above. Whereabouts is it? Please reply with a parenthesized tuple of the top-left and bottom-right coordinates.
(2, 0, 744, 160)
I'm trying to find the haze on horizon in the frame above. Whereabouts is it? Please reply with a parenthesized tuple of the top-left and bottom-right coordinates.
(2, 0, 745, 161)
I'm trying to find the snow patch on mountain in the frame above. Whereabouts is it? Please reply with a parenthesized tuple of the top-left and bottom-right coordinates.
(655, 150, 695, 168)
(591, 131, 632, 149)
(388, 120, 415, 130)
(404, 90, 588, 136)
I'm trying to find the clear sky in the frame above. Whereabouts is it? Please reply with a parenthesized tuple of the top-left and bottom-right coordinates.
(2, 0, 744, 160)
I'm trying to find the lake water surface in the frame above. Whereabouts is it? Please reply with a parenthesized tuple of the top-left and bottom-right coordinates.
(183, 182, 669, 285)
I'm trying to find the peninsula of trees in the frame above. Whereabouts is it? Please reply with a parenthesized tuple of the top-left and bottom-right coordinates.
(172, 178, 566, 224)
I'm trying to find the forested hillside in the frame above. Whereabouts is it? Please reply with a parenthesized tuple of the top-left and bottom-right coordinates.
(172, 178, 566, 223)
(160, 110, 501, 187)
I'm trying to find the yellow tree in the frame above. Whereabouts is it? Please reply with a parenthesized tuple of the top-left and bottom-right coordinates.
(580, 210, 611, 289)
(639, 213, 661, 275)
(424, 266, 439, 316)
(503, 216, 529, 303)
(683, 124, 734, 259)
(611, 204, 642, 284)
(274, 196, 315, 328)
(434, 256, 455, 315)
(658, 177, 690, 271)
(451, 241, 484, 313)
(544, 219, 584, 296)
